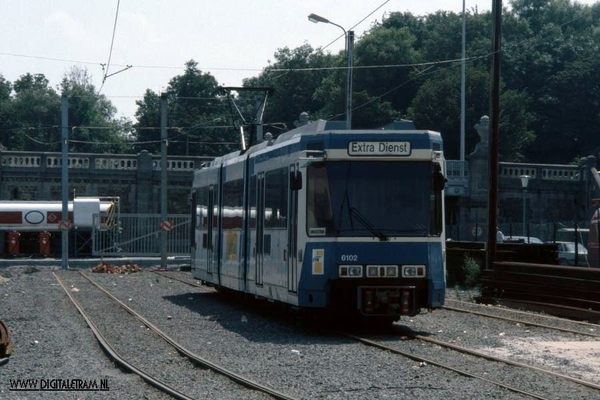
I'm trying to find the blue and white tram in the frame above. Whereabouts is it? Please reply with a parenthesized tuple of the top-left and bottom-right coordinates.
(190, 120, 446, 322)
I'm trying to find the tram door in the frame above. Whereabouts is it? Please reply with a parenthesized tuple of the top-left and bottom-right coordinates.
(206, 185, 215, 275)
(287, 164, 299, 293)
(255, 173, 265, 286)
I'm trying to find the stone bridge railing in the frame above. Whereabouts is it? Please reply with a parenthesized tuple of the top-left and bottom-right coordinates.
(499, 162, 583, 182)
(0, 151, 208, 172)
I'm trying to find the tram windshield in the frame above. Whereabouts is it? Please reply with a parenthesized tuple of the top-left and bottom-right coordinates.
(306, 161, 443, 238)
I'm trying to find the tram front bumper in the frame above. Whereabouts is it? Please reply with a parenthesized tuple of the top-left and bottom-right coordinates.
(358, 286, 418, 317)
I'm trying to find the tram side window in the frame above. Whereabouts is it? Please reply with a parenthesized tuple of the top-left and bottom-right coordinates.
(196, 187, 209, 229)
(249, 175, 257, 229)
(429, 163, 444, 236)
(223, 179, 244, 229)
(307, 163, 333, 233)
(265, 168, 288, 228)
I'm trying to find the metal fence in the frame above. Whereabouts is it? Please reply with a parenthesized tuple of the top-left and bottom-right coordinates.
(92, 214, 191, 257)
(447, 221, 591, 245)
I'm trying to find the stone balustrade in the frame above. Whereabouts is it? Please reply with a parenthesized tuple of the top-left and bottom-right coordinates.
(499, 162, 582, 182)
(0, 151, 203, 172)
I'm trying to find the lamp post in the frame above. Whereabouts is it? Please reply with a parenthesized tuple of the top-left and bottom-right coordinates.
(520, 175, 530, 237)
(308, 13, 353, 129)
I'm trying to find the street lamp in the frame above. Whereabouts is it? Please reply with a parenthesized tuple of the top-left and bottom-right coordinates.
(520, 175, 530, 237)
(308, 13, 353, 129)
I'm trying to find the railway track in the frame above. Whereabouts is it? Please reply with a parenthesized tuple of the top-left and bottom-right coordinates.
(151, 270, 203, 288)
(156, 270, 600, 398)
(444, 298, 599, 338)
(54, 271, 296, 400)
(340, 325, 600, 400)
(339, 330, 546, 399)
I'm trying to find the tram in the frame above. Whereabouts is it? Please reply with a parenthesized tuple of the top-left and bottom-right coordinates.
(190, 119, 446, 322)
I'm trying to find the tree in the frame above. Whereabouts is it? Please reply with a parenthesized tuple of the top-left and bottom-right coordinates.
(0, 75, 14, 150)
(134, 89, 161, 154)
(10, 73, 61, 152)
(528, 56, 600, 162)
(501, 0, 600, 162)
(0, 69, 130, 153)
(60, 66, 131, 153)
(353, 23, 421, 116)
(243, 44, 336, 131)
(407, 67, 534, 162)
(134, 60, 230, 157)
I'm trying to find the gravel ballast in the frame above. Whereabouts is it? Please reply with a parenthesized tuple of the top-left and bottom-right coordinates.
(1, 265, 599, 399)
(0, 265, 171, 399)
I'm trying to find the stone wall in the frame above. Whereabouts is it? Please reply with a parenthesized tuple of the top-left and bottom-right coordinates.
(0, 150, 211, 214)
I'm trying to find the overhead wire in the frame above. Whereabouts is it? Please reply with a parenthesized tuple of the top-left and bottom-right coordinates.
(99, 0, 122, 93)
(1, 123, 257, 147)
(9, 1, 584, 136)
(319, 0, 391, 52)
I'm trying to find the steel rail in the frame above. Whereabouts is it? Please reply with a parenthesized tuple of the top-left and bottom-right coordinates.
(164, 271, 595, 397)
(404, 329, 600, 391)
(338, 331, 547, 400)
(79, 271, 296, 400)
(151, 270, 204, 288)
(446, 298, 599, 328)
(442, 302, 600, 338)
(53, 272, 194, 400)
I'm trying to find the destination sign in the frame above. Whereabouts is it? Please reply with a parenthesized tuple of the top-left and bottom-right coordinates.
(348, 141, 411, 156)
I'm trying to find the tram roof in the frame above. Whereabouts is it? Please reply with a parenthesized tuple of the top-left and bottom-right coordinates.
(207, 119, 441, 167)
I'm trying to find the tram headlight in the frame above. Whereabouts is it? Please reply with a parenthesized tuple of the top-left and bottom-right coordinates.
(402, 265, 426, 278)
(339, 265, 363, 278)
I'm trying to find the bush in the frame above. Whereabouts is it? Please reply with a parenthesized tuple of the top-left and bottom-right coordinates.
(462, 254, 481, 288)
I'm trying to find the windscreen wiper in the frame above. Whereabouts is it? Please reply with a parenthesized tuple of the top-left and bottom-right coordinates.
(349, 207, 389, 241)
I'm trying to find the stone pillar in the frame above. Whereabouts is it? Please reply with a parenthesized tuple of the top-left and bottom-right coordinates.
(461, 116, 490, 240)
(38, 153, 52, 198)
(0, 149, 3, 199)
(136, 150, 154, 214)
(586, 155, 599, 218)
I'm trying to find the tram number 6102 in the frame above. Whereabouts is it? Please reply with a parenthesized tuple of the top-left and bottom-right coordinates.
(341, 254, 358, 262)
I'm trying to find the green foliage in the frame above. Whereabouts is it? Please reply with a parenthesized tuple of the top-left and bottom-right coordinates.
(245, 44, 336, 130)
(462, 254, 481, 288)
(8, 73, 60, 152)
(0, 68, 131, 153)
(3, 1, 600, 164)
(354, 25, 420, 114)
(134, 60, 231, 157)
(60, 66, 131, 153)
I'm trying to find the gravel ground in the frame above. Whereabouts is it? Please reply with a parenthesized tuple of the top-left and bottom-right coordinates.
(443, 290, 600, 385)
(0, 265, 171, 400)
(1, 265, 599, 399)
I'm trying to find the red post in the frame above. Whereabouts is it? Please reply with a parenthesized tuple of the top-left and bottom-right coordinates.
(7, 231, 20, 257)
(39, 231, 52, 257)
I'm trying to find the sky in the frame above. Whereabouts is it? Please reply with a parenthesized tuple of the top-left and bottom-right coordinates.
(0, 1, 595, 122)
